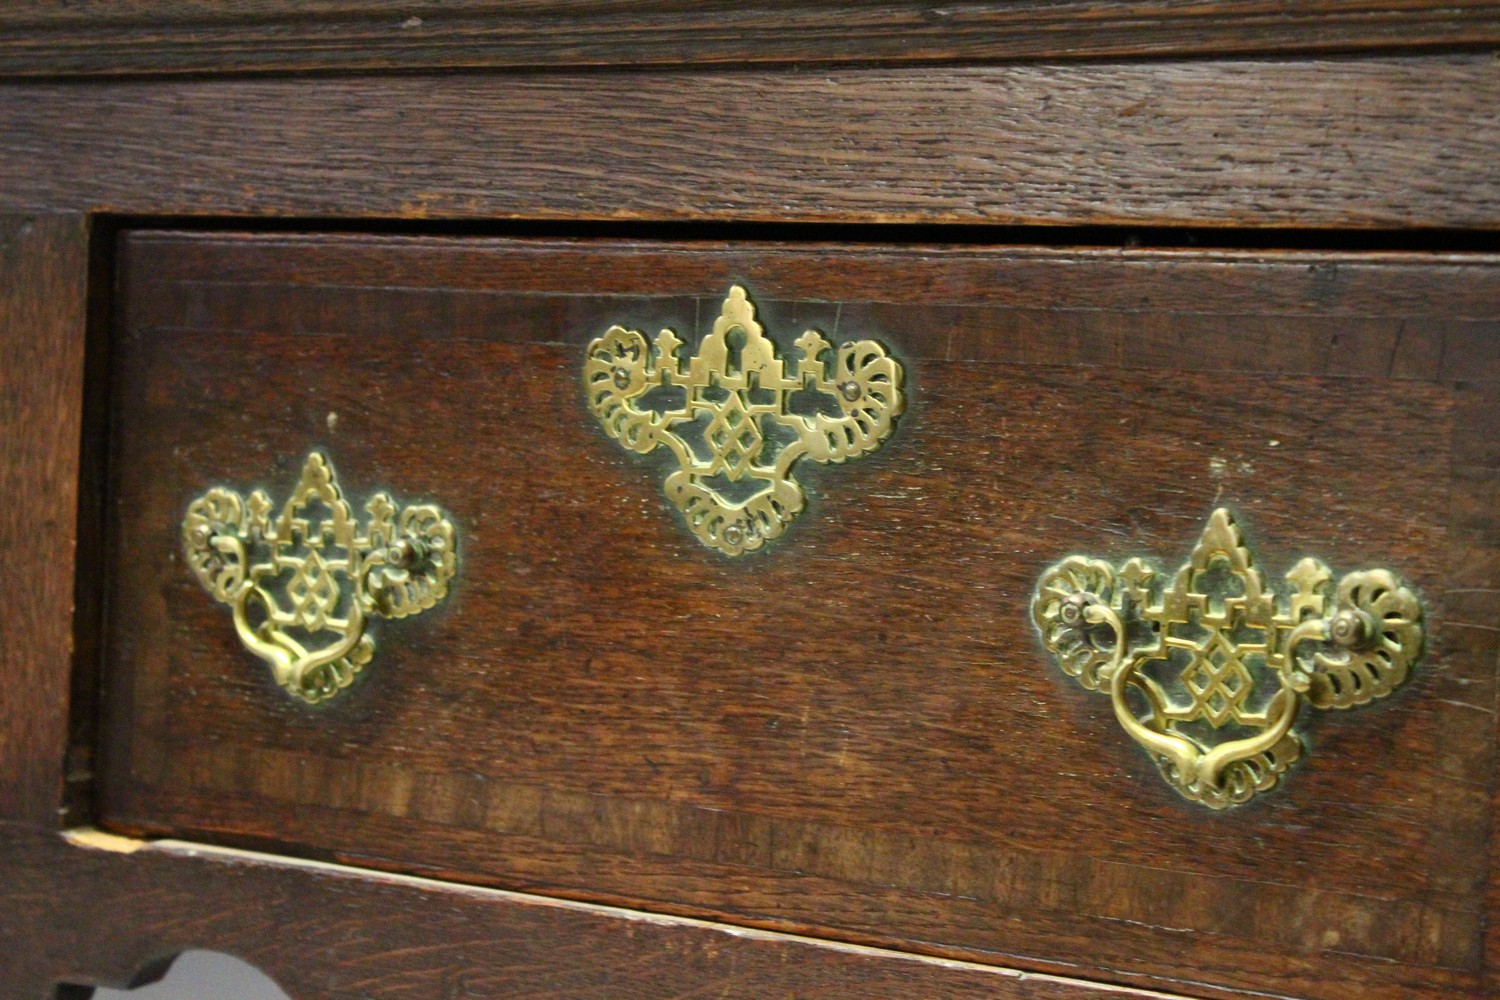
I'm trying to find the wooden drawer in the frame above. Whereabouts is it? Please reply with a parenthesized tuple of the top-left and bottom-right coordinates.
(98, 230, 1500, 1000)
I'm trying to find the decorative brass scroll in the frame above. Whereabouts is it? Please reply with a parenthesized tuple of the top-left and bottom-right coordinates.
(1032, 509, 1423, 809)
(584, 286, 905, 555)
(183, 452, 457, 704)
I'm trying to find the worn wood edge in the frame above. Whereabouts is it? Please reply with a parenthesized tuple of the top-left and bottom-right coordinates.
(78, 828, 1167, 985)
(124, 230, 1500, 321)
(65, 826, 147, 853)
(3, 1, 1500, 76)
(3, 56, 1498, 229)
(0, 822, 1188, 999)
(0, 212, 90, 827)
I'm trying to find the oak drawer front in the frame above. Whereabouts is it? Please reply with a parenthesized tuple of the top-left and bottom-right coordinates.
(99, 231, 1498, 1000)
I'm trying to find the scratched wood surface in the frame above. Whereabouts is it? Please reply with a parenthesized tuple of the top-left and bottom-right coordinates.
(2, 56, 1499, 230)
(4, 0, 1500, 76)
(2, 823, 1178, 1000)
(0, 213, 90, 828)
(96, 232, 1500, 1000)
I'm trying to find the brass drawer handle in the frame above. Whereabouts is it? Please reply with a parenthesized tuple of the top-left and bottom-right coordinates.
(584, 285, 905, 555)
(182, 452, 458, 703)
(1032, 509, 1423, 809)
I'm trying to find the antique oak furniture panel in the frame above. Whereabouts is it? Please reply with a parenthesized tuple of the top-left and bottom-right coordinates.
(93, 231, 1499, 1000)
(4, 8, 1500, 997)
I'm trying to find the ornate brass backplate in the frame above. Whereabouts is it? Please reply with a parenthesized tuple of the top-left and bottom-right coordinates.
(583, 285, 905, 555)
(182, 452, 457, 703)
(1032, 509, 1423, 809)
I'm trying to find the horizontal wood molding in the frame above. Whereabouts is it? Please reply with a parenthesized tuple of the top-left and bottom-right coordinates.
(126, 232, 1500, 322)
(0, 824, 1178, 1000)
(3, 1, 1500, 76)
(2, 56, 1498, 229)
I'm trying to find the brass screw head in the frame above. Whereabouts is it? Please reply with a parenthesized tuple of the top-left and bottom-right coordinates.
(1329, 608, 1377, 650)
(386, 538, 423, 570)
(1059, 592, 1095, 626)
(837, 380, 862, 402)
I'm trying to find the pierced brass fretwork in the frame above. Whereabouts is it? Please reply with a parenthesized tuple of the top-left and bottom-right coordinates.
(182, 452, 458, 703)
(1032, 509, 1423, 809)
(584, 286, 905, 555)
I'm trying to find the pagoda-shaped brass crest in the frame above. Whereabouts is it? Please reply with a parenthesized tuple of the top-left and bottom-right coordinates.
(584, 286, 904, 555)
(1032, 509, 1423, 809)
(183, 452, 458, 703)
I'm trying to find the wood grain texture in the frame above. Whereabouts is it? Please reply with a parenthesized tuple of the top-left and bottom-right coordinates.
(1454, 377, 1500, 1000)
(0, 213, 89, 827)
(98, 233, 1500, 1000)
(0, 824, 1176, 1000)
(4, 0, 1500, 76)
(2, 56, 1499, 229)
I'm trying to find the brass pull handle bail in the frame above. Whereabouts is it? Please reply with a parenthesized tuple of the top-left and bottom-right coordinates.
(183, 451, 458, 703)
(1032, 508, 1423, 809)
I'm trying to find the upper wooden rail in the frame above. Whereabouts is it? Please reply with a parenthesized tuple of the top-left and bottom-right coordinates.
(3, 0, 1500, 77)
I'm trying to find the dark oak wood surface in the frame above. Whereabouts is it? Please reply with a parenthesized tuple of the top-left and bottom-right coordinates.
(1, 823, 1175, 1000)
(0, 11, 1495, 996)
(0, 213, 90, 828)
(97, 232, 1500, 1000)
(2, 56, 1499, 229)
(5, 0, 1500, 76)
(1462, 372, 1500, 1000)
